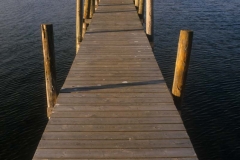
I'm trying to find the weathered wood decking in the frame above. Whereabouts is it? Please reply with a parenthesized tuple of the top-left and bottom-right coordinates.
(33, 0, 198, 159)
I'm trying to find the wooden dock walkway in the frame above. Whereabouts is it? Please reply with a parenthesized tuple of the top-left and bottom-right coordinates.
(33, 0, 198, 159)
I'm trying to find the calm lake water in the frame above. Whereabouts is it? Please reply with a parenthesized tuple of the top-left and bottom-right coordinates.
(1, 0, 240, 159)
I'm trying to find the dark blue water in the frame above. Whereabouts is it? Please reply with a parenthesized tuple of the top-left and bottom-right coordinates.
(154, 0, 240, 159)
(0, 0, 240, 159)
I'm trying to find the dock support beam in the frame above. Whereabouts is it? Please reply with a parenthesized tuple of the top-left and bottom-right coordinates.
(96, 0, 100, 8)
(84, 0, 90, 19)
(83, 0, 90, 38)
(76, 0, 84, 53)
(146, 0, 153, 42)
(90, 0, 95, 18)
(172, 30, 193, 110)
(41, 24, 57, 118)
(135, 0, 139, 8)
(138, 0, 144, 21)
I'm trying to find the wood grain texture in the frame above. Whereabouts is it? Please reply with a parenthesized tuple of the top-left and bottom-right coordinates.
(172, 30, 193, 109)
(146, 0, 153, 42)
(41, 24, 57, 117)
(76, 0, 84, 53)
(33, 0, 198, 159)
(41, 131, 190, 140)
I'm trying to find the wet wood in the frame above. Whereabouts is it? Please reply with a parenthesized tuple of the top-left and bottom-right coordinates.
(34, 1, 198, 159)
(41, 24, 57, 118)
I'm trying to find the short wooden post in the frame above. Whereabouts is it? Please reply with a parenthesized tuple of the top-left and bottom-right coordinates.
(41, 24, 57, 117)
(146, 0, 153, 42)
(138, 0, 144, 20)
(89, 0, 95, 18)
(172, 30, 193, 110)
(76, 0, 84, 54)
(135, 0, 139, 8)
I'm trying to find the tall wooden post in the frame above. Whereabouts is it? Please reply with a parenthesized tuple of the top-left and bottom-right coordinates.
(76, 0, 83, 54)
(138, 0, 144, 20)
(135, 0, 139, 8)
(96, 0, 100, 8)
(41, 24, 57, 118)
(146, 0, 153, 42)
(90, 0, 95, 18)
(83, 0, 91, 38)
(172, 30, 193, 110)
(84, 0, 90, 19)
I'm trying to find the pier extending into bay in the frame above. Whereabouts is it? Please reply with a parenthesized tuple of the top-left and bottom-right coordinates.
(33, 0, 198, 159)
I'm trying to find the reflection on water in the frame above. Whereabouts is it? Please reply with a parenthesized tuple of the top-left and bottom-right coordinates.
(0, 0, 240, 159)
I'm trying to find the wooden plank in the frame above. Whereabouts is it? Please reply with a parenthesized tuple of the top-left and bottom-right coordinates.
(56, 97, 174, 104)
(48, 117, 182, 124)
(41, 131, 190, 140)
(67, 73, 163, 78)
(51, 111, 179, 118)
(73, 62, 159, 65)
(56, 98, 173, 105)
(62, 81, 168, 88)
(57, 92, 172, 98)
(65, 77, 163, 81)
(34, 148, 197, 159)
(59, 89, 170, 93)
(74, 57, 156, 61)
(71, 65, 160, 68)
(67, 70, 161, 73)
(53, 104, 177, 111)
(38, 139, 193, 149)
(69, 67, 160, 70)
(45, 124, 186, 132)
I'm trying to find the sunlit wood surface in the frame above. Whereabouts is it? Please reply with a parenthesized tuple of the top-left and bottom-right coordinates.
(33, 0, 198, 159)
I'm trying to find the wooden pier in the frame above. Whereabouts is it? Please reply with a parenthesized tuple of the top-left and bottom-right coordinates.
(33, 0, 198, 159)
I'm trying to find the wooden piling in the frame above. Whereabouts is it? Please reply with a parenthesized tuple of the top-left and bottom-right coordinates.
(172, 30, 193, 110)
(76, 0, 84, 53)
(90, 0, 95, 19)
(83, 0, 91, 38)
(84, 0, 90, 19)
(146, 0, 153, 42)
(138, 0, 144, 20)
(41, 24, 57, 118)
(96, 0, 100, 8)
(135, 0, 139, 8)
(96, 0, 98, 6)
